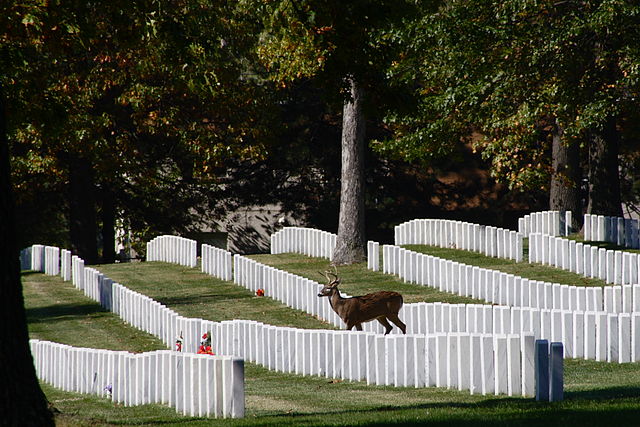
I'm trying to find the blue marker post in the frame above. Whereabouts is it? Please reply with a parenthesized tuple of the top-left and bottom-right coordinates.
(550, 342, 564, 402)
(535, 339, 549, 401)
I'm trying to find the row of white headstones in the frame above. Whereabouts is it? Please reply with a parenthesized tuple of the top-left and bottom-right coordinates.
(25, 233, 557, 406)
(583, 213, 640, 249)
(157, 239, 547, 399)
(23, 244, 244, 419)
(30, 211, 604, 409)
(529, 232, 640, 286)
(393, 217, 640, 286)
(234, 250, 636, 361)
(270, 224, 640, 364)
(30, 340, 243, 418)
(270, 220, 640, 313)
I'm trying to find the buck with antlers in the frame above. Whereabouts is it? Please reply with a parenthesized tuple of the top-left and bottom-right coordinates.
(317, 267, 406, 335)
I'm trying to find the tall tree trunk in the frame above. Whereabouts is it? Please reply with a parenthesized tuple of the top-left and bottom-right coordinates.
(68, 154, 99, 264)
(101, 185, 116, 264)
(586, 117, 623, 217)
(332, 78, 366, 265)
(0, 86, 55, 425)
(549, 121, 583, 230)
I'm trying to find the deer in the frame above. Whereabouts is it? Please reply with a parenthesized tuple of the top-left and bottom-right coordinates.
(317, 267, 406, 335)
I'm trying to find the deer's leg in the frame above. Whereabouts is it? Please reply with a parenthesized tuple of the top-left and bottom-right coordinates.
(376, 316, 393, 335)
(387, 313, 407, 334)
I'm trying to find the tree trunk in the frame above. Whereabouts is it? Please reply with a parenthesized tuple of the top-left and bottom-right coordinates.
(101, 185, 116, 264)
(332, 78, 367, 265)
(586, 117, 623, 217)
(68, 154, 99, 264)
(0, 86, 55, 425)
(549, 121, 583, 230)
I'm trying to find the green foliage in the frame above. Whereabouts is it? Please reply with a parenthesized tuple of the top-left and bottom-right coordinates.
(378, 0, 640, 191)
(249, 0, 424, 101)
(2, 0, 278, 247)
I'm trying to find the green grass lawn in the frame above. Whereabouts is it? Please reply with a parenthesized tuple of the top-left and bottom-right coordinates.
(24, 271, 166, 352)
(96, 261, 335, 330)
(248, 253, 486, 305)
(22, 253, 640, 426)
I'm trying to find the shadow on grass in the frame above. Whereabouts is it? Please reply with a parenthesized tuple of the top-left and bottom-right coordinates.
(26, 303, 108, 323)
(566, 385, 640, 400)
(159, 291, 255, 306)
(21, 270, 42, 277)
(251, 386, 640, 427)
(50, 386, 640, 427)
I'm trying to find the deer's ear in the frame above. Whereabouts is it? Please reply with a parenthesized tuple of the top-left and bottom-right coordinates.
(332, 279, 340, 286)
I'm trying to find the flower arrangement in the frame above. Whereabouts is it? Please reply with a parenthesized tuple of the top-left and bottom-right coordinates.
(256, 288, 265, 297)
(175, 332, 183, 352)
(198, 331, 215, 355)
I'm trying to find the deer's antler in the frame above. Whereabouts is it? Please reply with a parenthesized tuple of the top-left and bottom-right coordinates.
(325, 266, 338, 280)
(318, 271, 331, 282)
(322, 265, 339, 284)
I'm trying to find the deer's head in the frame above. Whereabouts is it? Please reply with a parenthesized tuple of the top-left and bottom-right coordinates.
(317, 267, 340, 297)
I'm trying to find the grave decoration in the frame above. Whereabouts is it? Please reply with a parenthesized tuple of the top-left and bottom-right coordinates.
(175, 332, 183, 352)
(198, 331, 215, 355)
(104, 384, 112, 399)
(256, 288, 265, 297)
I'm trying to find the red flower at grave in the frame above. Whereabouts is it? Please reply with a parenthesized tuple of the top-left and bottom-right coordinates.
(198, 330, 213, 354)
(256, 288, 265, 297)
(175, 333, 183, 352)
(198, 345, 215, 355)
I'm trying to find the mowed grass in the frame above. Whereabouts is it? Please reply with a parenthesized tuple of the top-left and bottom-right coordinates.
(249, 253, 485, 305)
(24, 272, 166, 352)
(96, 262, 335, 330)
(22, 254, 640, 426)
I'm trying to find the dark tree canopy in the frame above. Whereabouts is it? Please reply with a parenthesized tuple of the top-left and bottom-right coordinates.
(378, 0, 640, 217)
(4, 0, 638, 262)
(3, 0, 277, 260)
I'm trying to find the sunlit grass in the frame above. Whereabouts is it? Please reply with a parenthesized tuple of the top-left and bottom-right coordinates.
(249, 253, 486, 305)
(96, 261, 335, 330)
(23, 272, 166, 352)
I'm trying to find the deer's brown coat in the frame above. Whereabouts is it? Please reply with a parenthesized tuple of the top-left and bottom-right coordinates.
(318, 272, 406, 335)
